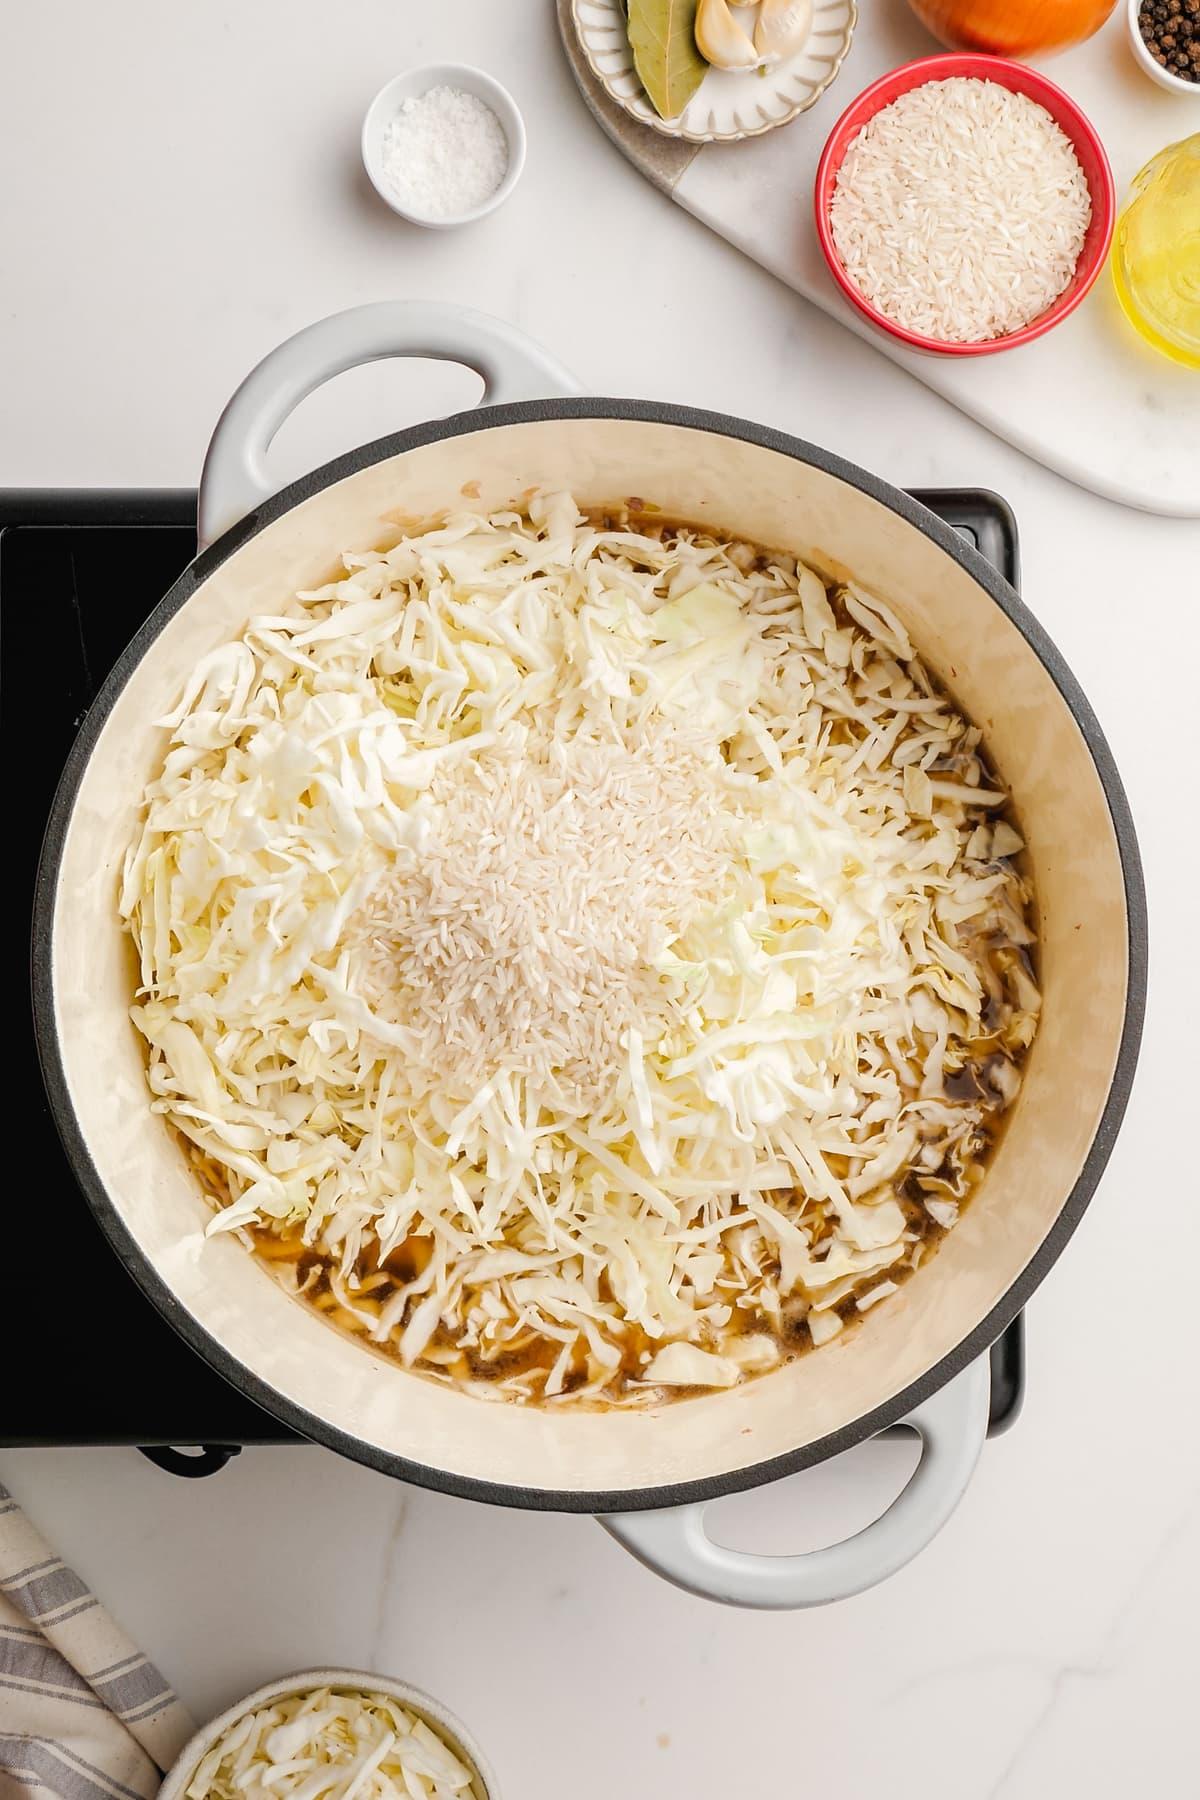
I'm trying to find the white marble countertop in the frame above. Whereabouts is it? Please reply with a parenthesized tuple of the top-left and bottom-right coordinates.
(3, 4, 1198, 1796)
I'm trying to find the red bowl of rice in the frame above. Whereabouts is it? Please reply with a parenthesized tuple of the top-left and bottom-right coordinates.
(813, 53, 1116, 357)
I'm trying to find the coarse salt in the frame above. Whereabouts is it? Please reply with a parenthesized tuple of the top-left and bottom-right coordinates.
(381, 83, 508, 220)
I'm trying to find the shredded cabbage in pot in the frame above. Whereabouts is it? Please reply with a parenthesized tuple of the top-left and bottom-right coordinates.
(123, 493, 1039, 1403)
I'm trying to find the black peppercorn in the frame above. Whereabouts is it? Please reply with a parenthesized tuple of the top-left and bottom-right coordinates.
(1140, 0, 1200, 77)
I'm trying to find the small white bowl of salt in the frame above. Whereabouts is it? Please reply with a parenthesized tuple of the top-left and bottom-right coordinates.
(362, 63, 525, 228)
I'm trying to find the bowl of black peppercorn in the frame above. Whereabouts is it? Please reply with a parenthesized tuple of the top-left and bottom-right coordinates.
(1128, 0, 1200, 91)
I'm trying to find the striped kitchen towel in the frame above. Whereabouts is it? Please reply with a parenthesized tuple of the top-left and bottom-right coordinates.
(0, 1482, 194, 1800)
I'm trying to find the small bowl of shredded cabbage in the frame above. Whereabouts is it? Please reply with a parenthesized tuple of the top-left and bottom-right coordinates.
(160, 1670, 498, 1800)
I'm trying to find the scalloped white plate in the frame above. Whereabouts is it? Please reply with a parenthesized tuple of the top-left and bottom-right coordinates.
(571, 0, 857, 143)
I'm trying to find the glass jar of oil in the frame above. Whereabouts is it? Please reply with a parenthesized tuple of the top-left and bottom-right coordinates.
(1112, 135, 1200, 370)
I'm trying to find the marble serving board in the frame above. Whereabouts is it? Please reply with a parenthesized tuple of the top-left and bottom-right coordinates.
(558, 0, 1199, 517)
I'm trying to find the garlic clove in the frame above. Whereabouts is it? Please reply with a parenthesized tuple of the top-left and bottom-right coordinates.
(753, 0, 813, 62)
(696, 0, 762, 70)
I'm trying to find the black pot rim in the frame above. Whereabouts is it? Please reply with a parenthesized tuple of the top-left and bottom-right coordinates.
(31, 397, 1148, 1514)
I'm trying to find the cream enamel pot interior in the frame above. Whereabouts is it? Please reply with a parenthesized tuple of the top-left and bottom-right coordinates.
(33, 303, 1145, 1609)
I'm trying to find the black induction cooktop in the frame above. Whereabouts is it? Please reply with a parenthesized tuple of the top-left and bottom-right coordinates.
(4, 487, 1024, 1476)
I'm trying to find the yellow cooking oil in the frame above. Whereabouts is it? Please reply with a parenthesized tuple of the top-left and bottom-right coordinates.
(1112, 134, 1200, 370)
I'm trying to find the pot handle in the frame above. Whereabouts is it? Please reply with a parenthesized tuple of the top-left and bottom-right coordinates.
(599, 1355, 990, 1610)
(197, 301, 580, 548)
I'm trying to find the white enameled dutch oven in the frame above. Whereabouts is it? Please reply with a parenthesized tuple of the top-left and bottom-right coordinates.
(33, 304, 1145, 1609)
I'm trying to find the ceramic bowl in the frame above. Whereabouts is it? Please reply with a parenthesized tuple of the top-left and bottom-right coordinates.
(158, 1668, 499, 1800)
(1125, 0, 1200, 94)
(813, 52, 1117, 357)
(361, 64, 525, 227)
(571, 0, 857, 144)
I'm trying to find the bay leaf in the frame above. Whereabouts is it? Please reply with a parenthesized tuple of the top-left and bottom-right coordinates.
(627, 0, 707, 121)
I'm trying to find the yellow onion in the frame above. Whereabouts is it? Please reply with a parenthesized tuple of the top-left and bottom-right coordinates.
(907, 0, 1117, 56)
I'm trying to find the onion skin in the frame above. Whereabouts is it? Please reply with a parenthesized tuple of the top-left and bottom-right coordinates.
(906, 0, 1117, 56)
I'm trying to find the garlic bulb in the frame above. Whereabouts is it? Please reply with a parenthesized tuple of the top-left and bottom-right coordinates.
(696, 0, 761, 70)
(754, 0, 813, 61)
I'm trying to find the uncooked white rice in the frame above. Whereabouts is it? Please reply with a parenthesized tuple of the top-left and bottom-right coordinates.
(829, 77, 1092, 345)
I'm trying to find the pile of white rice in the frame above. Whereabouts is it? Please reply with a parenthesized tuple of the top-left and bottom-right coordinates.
(829, 77, 1092, 345)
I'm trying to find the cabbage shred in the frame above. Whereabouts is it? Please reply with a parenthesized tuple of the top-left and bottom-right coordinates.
(123, 493, 1039, 1403)
(186, 1687, 477, 1800)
